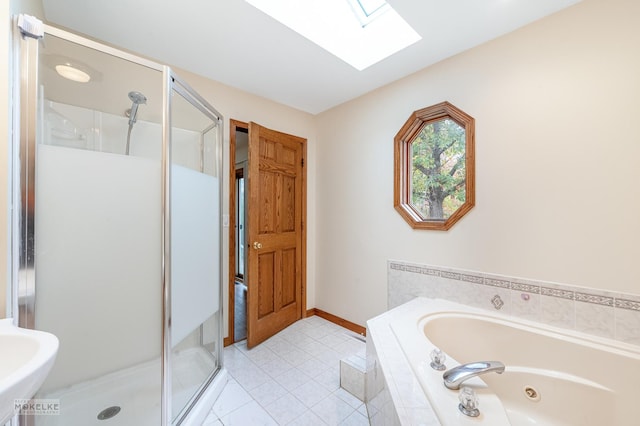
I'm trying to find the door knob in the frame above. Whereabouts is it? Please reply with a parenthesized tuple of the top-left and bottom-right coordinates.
(253, 241, 262, 249)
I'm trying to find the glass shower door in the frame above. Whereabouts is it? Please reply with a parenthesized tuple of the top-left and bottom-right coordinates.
(169, 77, 222, 423)
(29, 32, 165, 426)
(17, 19, 225, 426)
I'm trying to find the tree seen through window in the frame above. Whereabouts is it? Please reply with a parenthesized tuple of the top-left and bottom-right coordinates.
(410, 118, 466, 220)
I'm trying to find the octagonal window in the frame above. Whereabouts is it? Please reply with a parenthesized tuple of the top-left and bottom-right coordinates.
(394, 102, 475, 230)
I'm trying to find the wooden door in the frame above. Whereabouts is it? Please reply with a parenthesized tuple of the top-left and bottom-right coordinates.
(247, 122, 306, 348)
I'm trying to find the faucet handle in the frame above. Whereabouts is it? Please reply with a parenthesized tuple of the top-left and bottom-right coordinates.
(429, 348, 447, 371)
(458, 386, 480, 417)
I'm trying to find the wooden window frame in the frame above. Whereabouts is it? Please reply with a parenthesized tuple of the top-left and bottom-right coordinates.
(393, 101, 475, 230)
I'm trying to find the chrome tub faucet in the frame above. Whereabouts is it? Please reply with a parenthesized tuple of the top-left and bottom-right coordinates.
(443, 361, 505, 390)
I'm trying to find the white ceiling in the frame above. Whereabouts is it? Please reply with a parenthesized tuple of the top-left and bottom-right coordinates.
(41, 0, 581, 115)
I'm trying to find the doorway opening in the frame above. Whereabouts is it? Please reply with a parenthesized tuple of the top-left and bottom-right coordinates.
(228, 122, 248, 344)
(234, 156, 248, 341)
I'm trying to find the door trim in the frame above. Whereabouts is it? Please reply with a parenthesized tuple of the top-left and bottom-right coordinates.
(226, 119, 307, 346)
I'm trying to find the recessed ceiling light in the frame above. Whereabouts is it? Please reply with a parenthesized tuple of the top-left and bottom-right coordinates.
(44, 54, 102, 83)
(55, 64, 91, 83)
(246, 0, 421, 70)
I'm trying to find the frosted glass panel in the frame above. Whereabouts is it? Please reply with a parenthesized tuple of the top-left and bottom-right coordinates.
(169, 84, 221, 422)
(171, 165, 220, 345)
(35, 145, 162, 391)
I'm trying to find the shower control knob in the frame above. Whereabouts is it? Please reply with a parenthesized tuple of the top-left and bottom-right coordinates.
(253, 241, 262, 249)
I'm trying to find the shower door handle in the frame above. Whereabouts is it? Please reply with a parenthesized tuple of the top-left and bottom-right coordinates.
(253, 241, 262, 250)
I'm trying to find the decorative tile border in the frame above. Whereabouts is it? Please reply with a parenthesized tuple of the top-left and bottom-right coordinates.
(440, 271, 460, 280)
(575, 292, 614, 307)
(541, 287, 574, 300)
(485, 278, 510, 289)
(390, 260, 640, 347)
(460, 273, 483, 284)
(616, 299, 640, 311)
(390, 263, 440, 276)
(388, 260, 639, 312)
(511, 282, 541, 294)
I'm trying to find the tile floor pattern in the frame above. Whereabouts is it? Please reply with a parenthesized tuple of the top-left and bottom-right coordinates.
(202, 316, 370, 425)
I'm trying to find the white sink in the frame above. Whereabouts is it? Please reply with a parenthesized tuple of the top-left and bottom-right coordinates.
(0, 318, 59, 425)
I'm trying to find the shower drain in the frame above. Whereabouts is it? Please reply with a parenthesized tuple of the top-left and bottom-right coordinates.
(97, 406, 121, 420)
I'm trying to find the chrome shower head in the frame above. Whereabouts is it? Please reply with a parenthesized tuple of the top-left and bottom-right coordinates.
(128, 91, 147, 104)
(127, 91, 147, 126)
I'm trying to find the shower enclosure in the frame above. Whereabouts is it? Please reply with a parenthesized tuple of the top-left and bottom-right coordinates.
(12, 18, 224, 425)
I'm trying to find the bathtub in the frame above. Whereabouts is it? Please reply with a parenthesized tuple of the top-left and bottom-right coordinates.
(385, 298, 640, 425)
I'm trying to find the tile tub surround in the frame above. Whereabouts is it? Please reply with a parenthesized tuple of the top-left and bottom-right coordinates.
(365, 303, 439, 426)
(388, 260, 640, 345)
(340, 354, 366, 401)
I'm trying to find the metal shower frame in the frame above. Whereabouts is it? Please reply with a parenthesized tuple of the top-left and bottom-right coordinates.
(12, 17, 224, 426)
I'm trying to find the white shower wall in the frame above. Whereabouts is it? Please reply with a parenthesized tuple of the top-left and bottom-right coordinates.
(45, 100, 203, 169)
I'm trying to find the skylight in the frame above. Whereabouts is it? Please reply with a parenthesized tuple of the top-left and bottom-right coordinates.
(245, 0, 421, 71)
(348, 0, 389, 27)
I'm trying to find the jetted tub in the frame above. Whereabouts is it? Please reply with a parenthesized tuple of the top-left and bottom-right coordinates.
(389, 298, 640, 425)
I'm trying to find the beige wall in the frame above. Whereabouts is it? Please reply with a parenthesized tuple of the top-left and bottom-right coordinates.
(173, 69, 317, 337)
(314, 0, 640, 326)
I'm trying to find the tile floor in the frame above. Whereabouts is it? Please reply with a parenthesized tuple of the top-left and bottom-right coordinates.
(202, 316, 370, 425)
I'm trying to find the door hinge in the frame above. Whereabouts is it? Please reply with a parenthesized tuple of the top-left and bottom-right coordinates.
(301, 157, 305, 167)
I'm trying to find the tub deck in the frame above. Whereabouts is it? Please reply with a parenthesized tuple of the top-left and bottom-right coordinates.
(366, 297, 640, 425)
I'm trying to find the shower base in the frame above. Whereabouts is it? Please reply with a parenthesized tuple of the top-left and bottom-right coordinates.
(35, 347, 222, 425)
